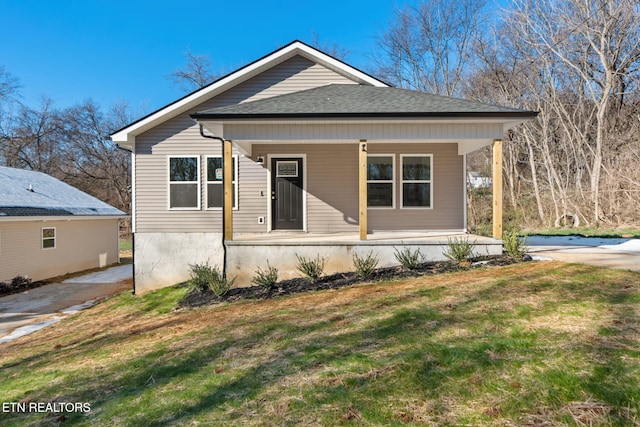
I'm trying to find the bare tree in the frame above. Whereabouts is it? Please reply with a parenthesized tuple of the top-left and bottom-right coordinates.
(310, 31, 349, 60)
(2, 98, 64, 175)
(169, 50, 219, 92)
(505, 0, 640, 224)
(59, 100, 131, 213)
(377, 0, 489, 96)
(0, 66, 20, 102)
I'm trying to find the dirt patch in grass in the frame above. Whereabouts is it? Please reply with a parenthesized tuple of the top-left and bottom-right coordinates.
(178, 255, 525, 309)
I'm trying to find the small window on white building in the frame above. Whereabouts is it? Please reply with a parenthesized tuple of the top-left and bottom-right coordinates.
(42, 227, 56, 250)
(168, 156, 200, 209)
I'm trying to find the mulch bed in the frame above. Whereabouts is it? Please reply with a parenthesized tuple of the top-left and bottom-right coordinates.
(178, 255, 529, 309)
(0, 277, 49, 298)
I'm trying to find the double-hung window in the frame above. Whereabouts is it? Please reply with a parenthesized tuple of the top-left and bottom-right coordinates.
(42, 227, 56, 250)
(168, 156, 200, 209)
(367, 155, 394, 208)
(401, 155, 432, 208)
(206, 156, 238, 209)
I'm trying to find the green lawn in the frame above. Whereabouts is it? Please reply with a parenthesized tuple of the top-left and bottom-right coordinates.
(1, 262, 639, 426)
(525, 227, 640, 238)
(119, 239, 132, 252)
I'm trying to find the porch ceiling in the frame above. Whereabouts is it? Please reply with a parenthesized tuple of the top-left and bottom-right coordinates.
(198, 119, 511, 156)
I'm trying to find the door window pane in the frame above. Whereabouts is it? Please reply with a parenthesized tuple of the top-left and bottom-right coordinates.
(276, 161, 298, 177)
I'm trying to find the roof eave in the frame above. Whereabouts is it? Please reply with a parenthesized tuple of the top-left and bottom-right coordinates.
(191, 111, 539, 121)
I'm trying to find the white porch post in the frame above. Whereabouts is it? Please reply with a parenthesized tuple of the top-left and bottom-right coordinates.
(492, 138, 503, 239)
(224, 139, 233, 241)
(359, 140, 368, 240)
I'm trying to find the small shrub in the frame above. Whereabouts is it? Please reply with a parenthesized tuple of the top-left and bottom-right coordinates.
(10, 276, 32, 287)
(252, 261, 279, 289)
(0, 276, 33, 297)
(503, 230, 528, 259)
(443, 237, 476, 264)
(188, 263, 233, 297)
(295, 254, 326, 281)
(353, 251, 379, 278)
(394, 247, 424, 270)
(210, 274, 234, 298)
(188, 263, 217, 293)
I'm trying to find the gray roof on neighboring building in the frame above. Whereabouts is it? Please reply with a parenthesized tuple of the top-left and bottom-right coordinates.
(191, 84, 537, 120)
(0, 167, 126, 218)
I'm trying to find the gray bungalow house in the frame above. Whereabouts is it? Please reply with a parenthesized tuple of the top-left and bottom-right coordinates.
(111, 40, 536, 294)
(0, 167, 126, 282)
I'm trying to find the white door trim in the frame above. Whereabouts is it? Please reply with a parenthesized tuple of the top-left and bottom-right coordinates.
(266, 154, 307, 232)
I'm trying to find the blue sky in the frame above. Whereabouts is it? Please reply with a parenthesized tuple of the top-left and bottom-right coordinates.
(1, 0, 410, 115)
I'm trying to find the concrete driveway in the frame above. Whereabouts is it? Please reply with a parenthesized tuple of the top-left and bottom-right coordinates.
(527, 235, 640, 272)
(0, 264, 132, 344)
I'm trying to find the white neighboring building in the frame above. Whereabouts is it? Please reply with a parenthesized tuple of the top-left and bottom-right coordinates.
(468, 172, 492, 189)
(0, 167, 127, 282)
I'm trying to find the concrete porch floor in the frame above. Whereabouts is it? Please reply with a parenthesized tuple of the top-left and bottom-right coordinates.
(229, 231, 499, 246)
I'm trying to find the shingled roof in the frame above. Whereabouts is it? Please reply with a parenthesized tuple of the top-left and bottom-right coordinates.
(191, 84, 537, 120)
(0, 167, 126, 218)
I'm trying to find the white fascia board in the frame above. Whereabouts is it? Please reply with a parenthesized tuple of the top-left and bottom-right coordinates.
(111, 41, 388, 144)
(198, 117, 521, 126)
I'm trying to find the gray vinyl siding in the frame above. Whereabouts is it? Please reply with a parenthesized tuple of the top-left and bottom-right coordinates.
(134, 55, 355, 233)
(0, 218, 120, 282)
(367, 143, 464, 231)
(256, 143, 464, 233)
(135, 142, 463, 234)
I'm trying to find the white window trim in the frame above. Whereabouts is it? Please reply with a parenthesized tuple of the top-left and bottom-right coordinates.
(205, 155, 239, 211)
(400, 154, 433, 209)
(167, 155, 201, 211)
(367, 154, 395, 209)
(42, 227, 56, 250)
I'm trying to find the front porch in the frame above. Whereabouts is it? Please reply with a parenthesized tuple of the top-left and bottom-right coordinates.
(226, 232, 502, 285)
